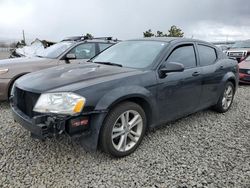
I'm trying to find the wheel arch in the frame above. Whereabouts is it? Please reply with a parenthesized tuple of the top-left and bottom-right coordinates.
(106, 96, 154, 128)
(215, 72, 237, 104)
(94, 86, 158, 128)
(8, 72, 29, 98)
(221, 72, 237, 92)
(227, 77, 236, 91)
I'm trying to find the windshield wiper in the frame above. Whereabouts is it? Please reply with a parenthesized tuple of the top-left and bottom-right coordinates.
(93, 61, 123, 67)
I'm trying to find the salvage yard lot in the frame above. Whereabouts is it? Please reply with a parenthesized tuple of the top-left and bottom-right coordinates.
(0, 86, 249, 187)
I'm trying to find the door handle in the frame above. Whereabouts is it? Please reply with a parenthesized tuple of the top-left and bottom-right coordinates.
(192, 71, 200, 76)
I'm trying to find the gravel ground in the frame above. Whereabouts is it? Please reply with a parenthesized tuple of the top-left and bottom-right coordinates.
(0, 86, 249, 188)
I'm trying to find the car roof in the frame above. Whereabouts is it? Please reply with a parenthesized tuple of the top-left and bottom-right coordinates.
(83, 39, 118, 43)
(61, 36, 119, 43)
(128, 37, 211, 44)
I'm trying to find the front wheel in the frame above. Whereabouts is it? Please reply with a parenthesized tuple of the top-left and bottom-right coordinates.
(100, 102, 146, 157)
(213, 82, 235, 113)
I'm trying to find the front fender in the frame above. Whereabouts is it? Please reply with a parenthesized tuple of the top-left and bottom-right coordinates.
(95, 85, 156, 111)
(80, 86, 157, 151)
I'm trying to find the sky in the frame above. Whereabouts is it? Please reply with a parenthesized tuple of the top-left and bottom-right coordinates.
(0, 0, 250, 43)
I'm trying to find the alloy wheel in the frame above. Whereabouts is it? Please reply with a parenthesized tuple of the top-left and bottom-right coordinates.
(111, 110, 143, 152)
(222, 85, 233, 110)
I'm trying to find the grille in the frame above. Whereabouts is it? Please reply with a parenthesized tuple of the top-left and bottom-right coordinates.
(15, 87, 40, 118)
(228, 51, 246, 57)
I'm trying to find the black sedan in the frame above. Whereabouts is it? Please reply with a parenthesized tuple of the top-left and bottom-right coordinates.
(11, 38, 239, 157)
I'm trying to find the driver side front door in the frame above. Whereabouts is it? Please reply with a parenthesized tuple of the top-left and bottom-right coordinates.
(60, 43, 97, 65)
(157, 43, 203, 123)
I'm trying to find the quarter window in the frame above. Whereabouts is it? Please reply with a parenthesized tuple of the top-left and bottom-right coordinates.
(198, 45, 217, 66)
(167, 45, 196, 69)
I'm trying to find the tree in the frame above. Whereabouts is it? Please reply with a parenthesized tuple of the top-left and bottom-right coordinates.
(156, 31, 166, 37)
(83, 33, 94, 39)
(143, 29, 154, 38)
(143, 26, 184, 38)
(167, 25, 184, 37)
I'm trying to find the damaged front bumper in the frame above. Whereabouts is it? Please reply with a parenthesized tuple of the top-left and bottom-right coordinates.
(11, 102, 108, 151)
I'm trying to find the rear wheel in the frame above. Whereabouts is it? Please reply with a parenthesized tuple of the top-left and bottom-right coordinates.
(213, 82, 235, 113)
(100, 102, 146, 157)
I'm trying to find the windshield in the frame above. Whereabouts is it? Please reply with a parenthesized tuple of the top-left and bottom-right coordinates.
(92, 41, 168, 68)
(231, 41, 250, 49)
(37, 41, 74, 59)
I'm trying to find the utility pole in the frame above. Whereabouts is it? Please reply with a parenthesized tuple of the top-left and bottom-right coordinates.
(22, 30, 26, 45)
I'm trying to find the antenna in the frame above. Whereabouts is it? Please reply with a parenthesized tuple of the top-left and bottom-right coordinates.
(22, 30, 26, 45)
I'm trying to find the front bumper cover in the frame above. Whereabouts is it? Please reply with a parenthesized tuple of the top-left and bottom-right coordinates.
(11, 103, 69, 139)
(11, 102, 108, 151)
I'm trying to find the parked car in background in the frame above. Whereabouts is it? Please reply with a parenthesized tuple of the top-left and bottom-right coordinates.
(0, 37, 118, 101)
(227, 40, 250, 62)
(10, 39, 56, 58)
(239, 55, 250, 83)
(215, 45, 229, 54)
(213, 41, 234, 55)
(11, 38, 239, 157)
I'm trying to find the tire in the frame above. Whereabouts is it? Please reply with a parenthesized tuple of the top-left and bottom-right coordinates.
(8, 80, 16, 100)
(213, 82, 235, 113)
(100, 102, 147, 157)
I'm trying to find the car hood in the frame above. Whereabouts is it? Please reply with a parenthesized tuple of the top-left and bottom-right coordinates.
(0, 57, 53, 67)
(239, 61, 250, 69)
(16, 63, 139, 93)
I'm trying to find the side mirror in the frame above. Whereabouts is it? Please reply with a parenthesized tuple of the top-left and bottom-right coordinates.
(159, 62, 184, 78)
(66, 53, 76, 60)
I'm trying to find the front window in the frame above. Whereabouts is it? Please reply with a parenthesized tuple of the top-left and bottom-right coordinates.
(167, 45, 197, 69)
(37, 41, 74, 59)
(68, 43, 96, 59)
(231, 41, 250, 49)
(92, 41, 167, 68)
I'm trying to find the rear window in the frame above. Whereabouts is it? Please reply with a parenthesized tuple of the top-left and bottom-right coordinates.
(198, 45, 217, 66)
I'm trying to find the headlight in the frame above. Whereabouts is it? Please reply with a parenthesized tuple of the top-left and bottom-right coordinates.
(33, 92, 85, 115)
(247, 70, 250, 74)
(0, 68, 9, 75)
